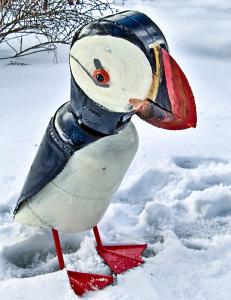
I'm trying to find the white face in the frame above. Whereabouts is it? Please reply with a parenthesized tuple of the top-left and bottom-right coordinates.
(70, 35, 153, 113)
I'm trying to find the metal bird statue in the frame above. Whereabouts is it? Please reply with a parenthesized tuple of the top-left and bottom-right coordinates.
(14, 10, 197, 296)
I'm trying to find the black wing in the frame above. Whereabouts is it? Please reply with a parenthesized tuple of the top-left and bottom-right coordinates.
(14, 103, 104, 214)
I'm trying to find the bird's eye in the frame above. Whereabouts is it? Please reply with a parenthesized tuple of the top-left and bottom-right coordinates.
(93, 69, 110, 85)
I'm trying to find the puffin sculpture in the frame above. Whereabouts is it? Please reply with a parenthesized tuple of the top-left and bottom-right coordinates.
(13, 10, 197, 296)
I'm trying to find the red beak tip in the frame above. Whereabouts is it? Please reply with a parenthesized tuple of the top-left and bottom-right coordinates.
(187, 121, 197, 128)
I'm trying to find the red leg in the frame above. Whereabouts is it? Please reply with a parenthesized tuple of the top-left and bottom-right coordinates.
(51, 228, 113, 296)
(93, 225, 102, 247)
(93, 225, 147, 274)
(52, 229, 65, 270)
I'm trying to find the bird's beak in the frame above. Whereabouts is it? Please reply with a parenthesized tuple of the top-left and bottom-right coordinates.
(132, 45, 197, 130)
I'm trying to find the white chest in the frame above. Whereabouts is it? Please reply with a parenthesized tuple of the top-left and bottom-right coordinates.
(15, 122, 139, 233)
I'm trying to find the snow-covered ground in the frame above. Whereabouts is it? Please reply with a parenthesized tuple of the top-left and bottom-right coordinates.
(1, 0, 231, 299)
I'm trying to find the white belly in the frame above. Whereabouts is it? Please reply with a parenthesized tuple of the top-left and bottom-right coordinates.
(15, 122, 138, 233)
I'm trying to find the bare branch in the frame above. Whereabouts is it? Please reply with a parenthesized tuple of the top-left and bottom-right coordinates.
(0, 0, 115, 59)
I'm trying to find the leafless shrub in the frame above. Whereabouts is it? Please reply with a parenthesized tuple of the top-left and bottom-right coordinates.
(0, 0, 114, 59)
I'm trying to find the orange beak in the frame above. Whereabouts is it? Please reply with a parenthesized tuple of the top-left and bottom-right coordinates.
(133, 47, 197, 130)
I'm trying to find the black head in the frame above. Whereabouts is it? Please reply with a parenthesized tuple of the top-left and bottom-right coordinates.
(70, 10, 168, 135)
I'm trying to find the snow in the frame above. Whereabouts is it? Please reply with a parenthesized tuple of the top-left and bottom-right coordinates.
(1, 0, 231, 299)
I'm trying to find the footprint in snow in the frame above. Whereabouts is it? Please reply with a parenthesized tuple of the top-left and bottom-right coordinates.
(173, 156, 227, 170)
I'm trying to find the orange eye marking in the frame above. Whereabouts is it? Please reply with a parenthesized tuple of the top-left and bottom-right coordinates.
(93, 69, 110, 84)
